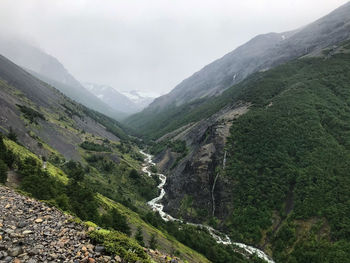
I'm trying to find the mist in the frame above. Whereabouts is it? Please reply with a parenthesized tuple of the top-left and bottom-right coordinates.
(0, 0, 348, 94)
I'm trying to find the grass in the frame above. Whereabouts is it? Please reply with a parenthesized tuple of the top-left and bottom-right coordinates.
(97, 194, 211, 263)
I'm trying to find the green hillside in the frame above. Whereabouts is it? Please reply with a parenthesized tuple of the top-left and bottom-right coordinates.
(222, 52, 350, 262)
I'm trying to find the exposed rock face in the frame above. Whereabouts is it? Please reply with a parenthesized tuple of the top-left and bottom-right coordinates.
(0, 186, 115, 263)
(160, 103, 249, 221)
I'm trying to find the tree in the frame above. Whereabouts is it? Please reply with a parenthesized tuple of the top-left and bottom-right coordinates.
(99, 208, 131, 236)
(65, 161, 85, 182)
(0, 159, 8, 184)
(8, 127, 17, 142)
(149, 233, 157, 250)
(135, 226, 145, 246)
(129, 169, 139, 179)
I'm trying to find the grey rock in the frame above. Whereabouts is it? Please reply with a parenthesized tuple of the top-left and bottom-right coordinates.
(8, 246, 23, 257)
(94, 246, 105, 253)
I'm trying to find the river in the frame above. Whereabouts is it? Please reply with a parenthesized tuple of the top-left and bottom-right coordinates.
(140, 150, 275, 263)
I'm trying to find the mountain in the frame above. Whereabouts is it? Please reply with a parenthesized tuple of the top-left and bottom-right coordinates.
(83, 82, 140, 114)
(0, 37, 125, 120)
(123, 2, 350, 262)
(0, 53, 237, 263)
(121, 90, 159, 110)
(151, 39, 350, 263)
(125, 1, 350, 135)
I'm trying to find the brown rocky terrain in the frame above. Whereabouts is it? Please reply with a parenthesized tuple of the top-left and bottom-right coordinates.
(0, 186, 116, 263)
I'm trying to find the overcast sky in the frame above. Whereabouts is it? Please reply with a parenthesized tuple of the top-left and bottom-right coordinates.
(0, 0, 348, 95)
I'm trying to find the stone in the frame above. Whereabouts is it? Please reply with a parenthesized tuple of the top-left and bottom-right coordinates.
(88, 258, 95, 263)
(22, 230, 33, 235)
(81, 246, 87, 252)
(114, 255, 122, 262)
(17, 222, 27, 228)
(94, 246, 105, 253)
(34, 218, 43, 223)
(8, 246, 23, 257)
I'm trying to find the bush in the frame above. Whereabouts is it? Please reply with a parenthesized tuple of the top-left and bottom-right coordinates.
(148, 233, 157, 250)
(88, 229, 150, 263)
(0, 159, 8, 184)
(99, 208, 131, 236)
(80, 141, 111, 152)
(135, 226, 145, 246)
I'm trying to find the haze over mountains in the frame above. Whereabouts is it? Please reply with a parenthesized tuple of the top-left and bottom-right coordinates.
(0, 37, 156, 120)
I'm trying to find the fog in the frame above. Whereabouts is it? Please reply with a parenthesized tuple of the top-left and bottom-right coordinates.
(0, 0, 348, 94)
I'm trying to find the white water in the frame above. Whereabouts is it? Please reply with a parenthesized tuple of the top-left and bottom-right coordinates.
(140, 150, 275, 263)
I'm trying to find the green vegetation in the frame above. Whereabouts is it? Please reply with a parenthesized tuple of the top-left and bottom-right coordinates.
(7, 127, 18, 142)
(99, 208, 131, 235)
(149, 233, 157, 250)
(17, 104, 45, 124)
(82, 106, 128, 140)
(80, 141, 111, 152)
(88, 229, 151, 263)
(128, 47, 350, 261)
(0, 159, 7, 184)
(219, 53, 350, 261)
(150, 140, 187, 155)
(142, 211, 256, 263)
(135, 226, 145, 246)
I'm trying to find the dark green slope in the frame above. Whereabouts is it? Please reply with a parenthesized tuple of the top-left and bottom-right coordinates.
(223, 53, 350, 261)
(157, 50, 350, 261)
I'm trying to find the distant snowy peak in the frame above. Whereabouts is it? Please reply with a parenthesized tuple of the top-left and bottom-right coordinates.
(121, 90, 159, 107)
(83, 84, 157, 114)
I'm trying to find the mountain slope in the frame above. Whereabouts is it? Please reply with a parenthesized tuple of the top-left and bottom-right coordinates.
(84, 82, 139, 114)
(0, 54, 124, 160)
(0, 54, 233, 263)
(153, 43, 350, 262)
(0, 37, 125, 120)
(125, 1, 350, 136)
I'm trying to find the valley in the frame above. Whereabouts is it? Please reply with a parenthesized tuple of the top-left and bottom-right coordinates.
(1, 1, 350, 263)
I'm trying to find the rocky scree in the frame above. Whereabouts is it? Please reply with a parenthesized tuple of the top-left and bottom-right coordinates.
(0, 186, 120, 263)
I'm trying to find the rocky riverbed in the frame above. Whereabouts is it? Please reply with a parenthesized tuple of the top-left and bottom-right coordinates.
(0, 186, 117, 263)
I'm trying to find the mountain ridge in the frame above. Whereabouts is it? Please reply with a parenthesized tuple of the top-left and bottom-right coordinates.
(125, 1, 350, 133)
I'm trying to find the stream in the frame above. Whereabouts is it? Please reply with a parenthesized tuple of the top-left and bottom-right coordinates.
(140, 150, 275, 263)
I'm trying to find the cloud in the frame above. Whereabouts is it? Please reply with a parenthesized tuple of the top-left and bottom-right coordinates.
(0, 0, 348, 93)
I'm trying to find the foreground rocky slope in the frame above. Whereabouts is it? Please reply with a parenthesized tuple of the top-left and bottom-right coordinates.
(0, 186, 111, 263)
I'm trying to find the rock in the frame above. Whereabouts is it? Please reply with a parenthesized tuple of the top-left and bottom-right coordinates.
(114, 255, 122, 262)
(22, 230, 33, 235)
(17, 222, 27, 228)
(94, 246, 105, 253)
(3, 256, 13, 262)
(8, 246, 23, 257)
(34, 218, 43, 223)
(0, 186, 128, 263)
